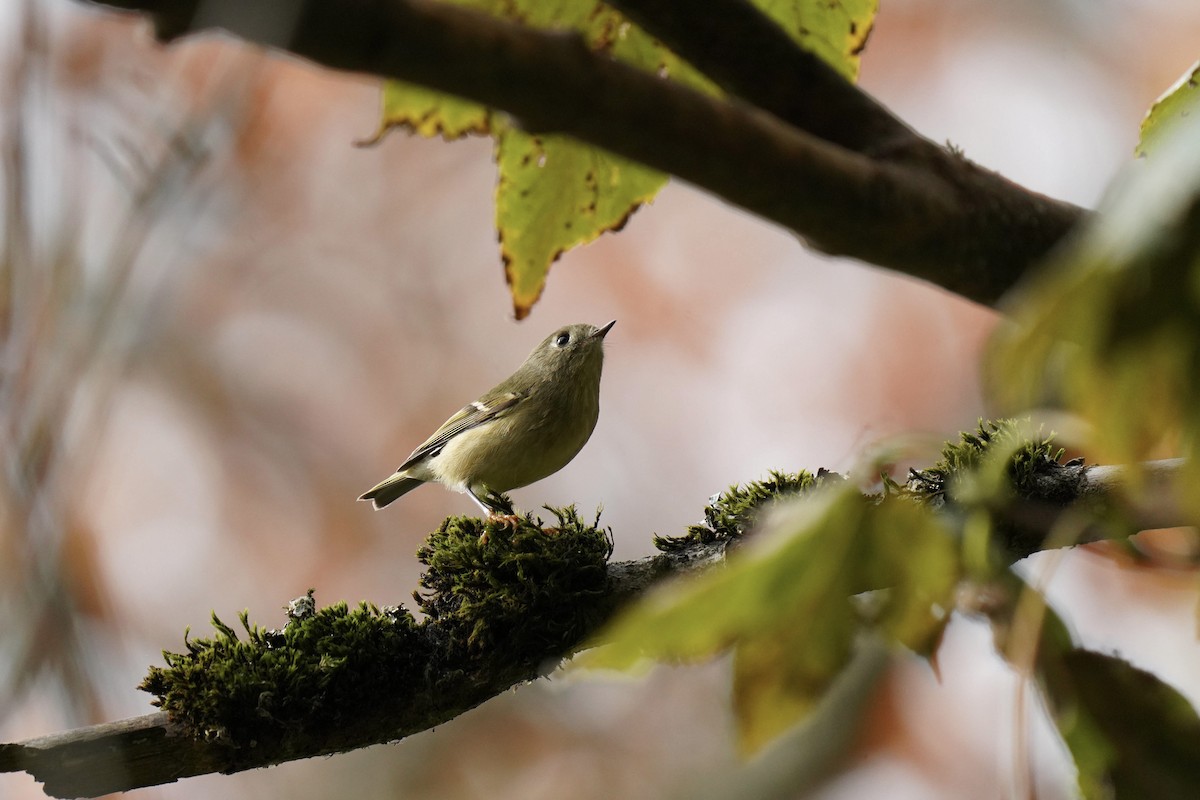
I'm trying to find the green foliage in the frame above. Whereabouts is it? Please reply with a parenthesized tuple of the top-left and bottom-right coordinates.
(140, 507, 612, 745)
(990, 89, 1200, 519)
(139, 594, 426, 747)
(1137, 61, 1200, 158)
(581, 418, 1129, 757)
(986, 573, 1200, 800)
(368, 0, 876, 317)
(371, 80, 491, 140)
(755, 0, 877, 81)
(654, 469, 827, 550)
(581, 484, 958, 754)
(1059, 651, 1200, 798)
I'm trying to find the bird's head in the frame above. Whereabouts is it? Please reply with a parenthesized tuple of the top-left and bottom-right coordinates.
(525, 320, 615, 380)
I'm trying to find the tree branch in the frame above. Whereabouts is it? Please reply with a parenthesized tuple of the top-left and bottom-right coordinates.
(74, 0, 1086, 306)
(998, 458, 1188, 561)
(0, 539, 722, 799)
(604, 0, 917, 154)
(2, 458, 1187, 799)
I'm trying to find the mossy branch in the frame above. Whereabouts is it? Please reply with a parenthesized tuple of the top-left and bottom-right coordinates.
(2, 432, 1187, 798)
(74, 0, 1085, 306)
(1, 509, 722, 799)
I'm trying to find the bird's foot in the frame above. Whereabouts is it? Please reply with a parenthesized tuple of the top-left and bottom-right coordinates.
(478, 512, 522, 545)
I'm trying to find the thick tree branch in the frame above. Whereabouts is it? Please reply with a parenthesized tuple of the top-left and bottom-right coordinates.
(75, 0, 1086, 306)
(998, 458, 1188, 561)
(604, 0, 916, 154)
(2, 459, 1188, 799)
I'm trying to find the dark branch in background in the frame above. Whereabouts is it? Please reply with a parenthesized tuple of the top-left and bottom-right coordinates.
(75, 0, 1087, 306)
(2, 458, 1187, 799)
(605, 0, 918, 154)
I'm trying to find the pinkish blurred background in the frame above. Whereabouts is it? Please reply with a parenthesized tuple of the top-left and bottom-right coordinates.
(2, 1, 1199, 798)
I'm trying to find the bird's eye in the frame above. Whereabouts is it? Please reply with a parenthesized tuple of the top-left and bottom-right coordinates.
(554, 332, 571, 347)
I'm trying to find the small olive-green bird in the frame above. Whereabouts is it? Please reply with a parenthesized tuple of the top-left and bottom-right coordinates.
(359, 320, 615, 514)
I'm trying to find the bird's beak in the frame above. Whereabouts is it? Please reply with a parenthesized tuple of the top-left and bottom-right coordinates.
(593, 320, 616, 339)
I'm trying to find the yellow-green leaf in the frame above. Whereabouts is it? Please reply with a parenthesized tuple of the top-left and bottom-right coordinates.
(578, 486, 862, 673)
(482, 2, 708, 318)
(1137, 61, 1200, 158)
(367, 80, 491, 143)
(731, 587, 857, 754)
(589, 7, 718, 93)
(858, 498, 958, 653)
(495, 127, 666, 318)
(579, 485, 958, 755)
(752, 0, 878, 80)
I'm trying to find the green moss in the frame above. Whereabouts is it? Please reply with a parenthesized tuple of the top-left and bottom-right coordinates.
(416, 505, 613, 663)
(139, 591, 426, 748)
(140, 507, 614, 745)
(907, 418, 1066, 506)
(906, 419, 1082, 561)
(655, 469, 836, 551)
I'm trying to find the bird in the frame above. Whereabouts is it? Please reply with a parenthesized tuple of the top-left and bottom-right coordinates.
(359, 320, 615, 515)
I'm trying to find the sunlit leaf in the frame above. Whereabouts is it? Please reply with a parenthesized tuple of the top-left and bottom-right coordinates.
(753, 0, 877, 80)
(362, 0, 506, 143)
(989, 108, 1200, 517)
(580, 485, 958, 754)
(858, 498, 958, 653)
(495, 127, 666, 318)
(579, 487, 860, 671)
(1137, 61, 1200, 158)
(367, 80, 491, 143)
(588, 8, 717, 93)
(731, 591, 856, 754)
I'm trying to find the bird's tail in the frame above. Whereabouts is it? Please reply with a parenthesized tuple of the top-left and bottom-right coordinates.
(358, 473, 424, 509)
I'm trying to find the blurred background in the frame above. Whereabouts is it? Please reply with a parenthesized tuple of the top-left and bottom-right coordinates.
(2, 0, 1199, 798)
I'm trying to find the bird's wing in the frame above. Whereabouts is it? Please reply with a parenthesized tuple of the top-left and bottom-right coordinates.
(397, 391, 524, 471)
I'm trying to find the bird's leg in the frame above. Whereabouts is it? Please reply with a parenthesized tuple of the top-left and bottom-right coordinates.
(466, 488, 493, 516)
(468, 488, 520, 544)
(466, 488, 496, 545)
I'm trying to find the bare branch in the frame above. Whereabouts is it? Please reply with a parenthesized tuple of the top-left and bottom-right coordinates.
(74, 0, 1086, 306)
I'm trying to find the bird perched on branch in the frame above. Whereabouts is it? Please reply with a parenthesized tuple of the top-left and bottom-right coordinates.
(359, 320, 615, 515)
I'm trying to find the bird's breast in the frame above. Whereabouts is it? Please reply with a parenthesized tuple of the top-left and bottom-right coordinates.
(431, 387, 600, 493)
